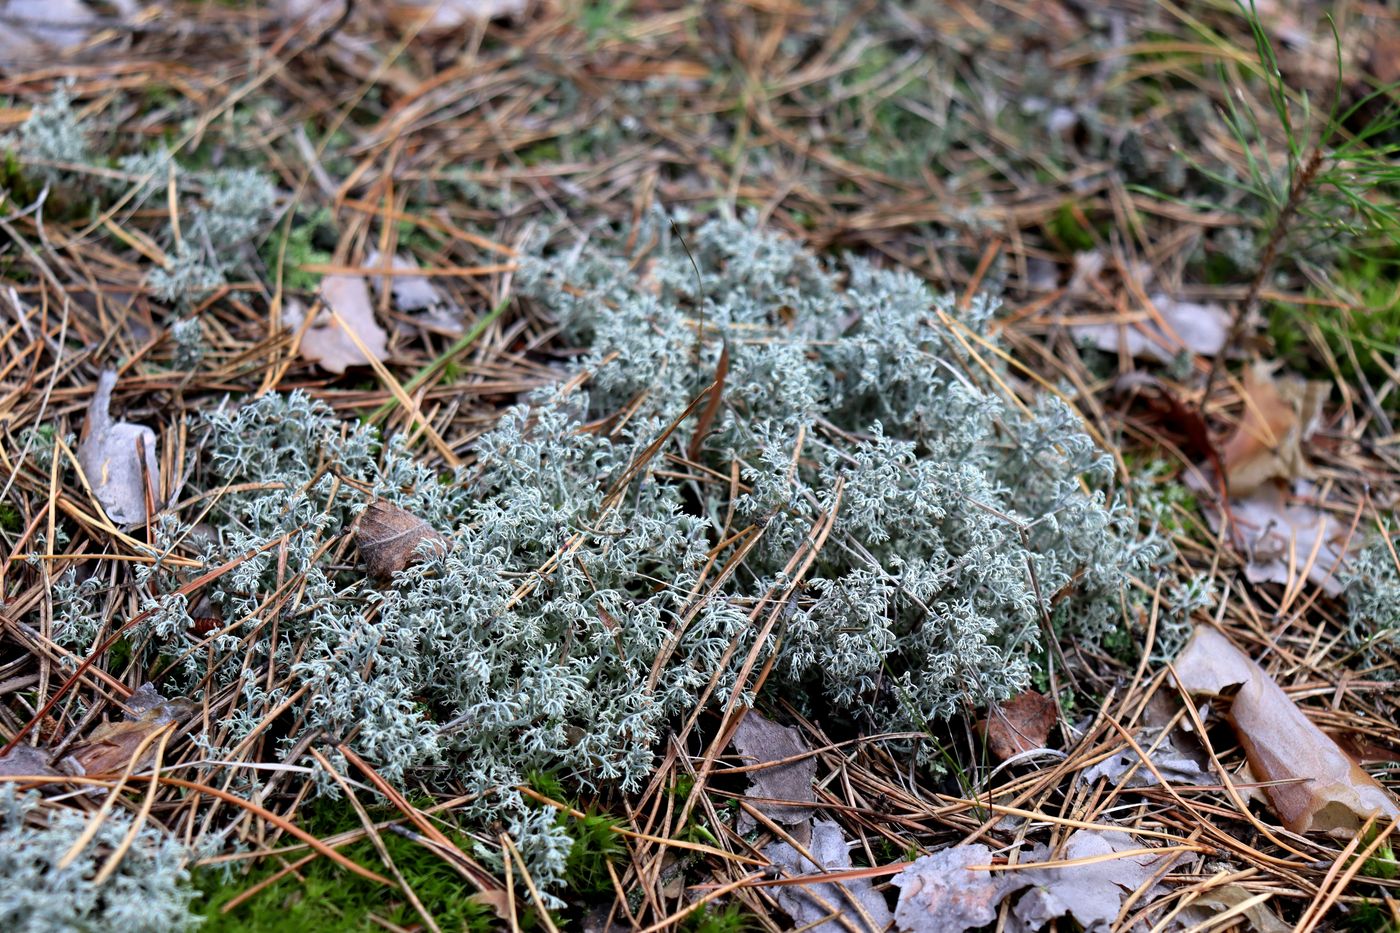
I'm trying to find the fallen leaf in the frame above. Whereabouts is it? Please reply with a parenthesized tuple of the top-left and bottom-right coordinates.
(0, 744, 58, 778)
(365, 249, 464, 334)
(60, 688, 196, 776)
(977, 690, 1057, 762)
(384, 0, 527, 31)
(1071, 294, 1230, 363)
(78, 370, 160, 526)
(1219, 363, 1326, 496)
(730, 709, 816, 834)
(1008, 830, 1181, 933)
(1081, 738, 1213, 790)
(1172, 626, 1400, 836)
(286, 277, 390, 374)
(355, 500, 448, 578)
(0, 0, 140, 66)
(1113, 372, 1218, 467)
(765, 819, 894, 933)
(1170, 881, 1291, 933)
(1201, 480, 1352, 596)
(893, 844, 1028, 933)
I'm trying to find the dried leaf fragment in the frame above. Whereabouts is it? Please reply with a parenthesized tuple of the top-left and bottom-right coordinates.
(78, 370, 160, 526)
(1070, 293, 1230, 362)
(1173, 626, 1400, 836)
(1170, 881, 1291, 933)
(384, 0, 527, 31)
(729, 709, 816, 833)
(0, 0, 140, 65)
(893, 844, 1027, 932)
(365, 249, 464, 334)
(978, 690, 1057, 762)
(1225, 481, 1351, 595)
(1219, 363, 1326, 495)
(60, 687, 195, 777)
(356, 500, 447, 578)
(0, 744, 58, 778)
(1008, 830, 1181, 933)
(286, 276, 390, 374)
(764, 820, 894, 933)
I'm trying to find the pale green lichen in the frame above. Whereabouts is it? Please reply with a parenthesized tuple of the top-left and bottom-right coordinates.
(0, 787, 200, 933)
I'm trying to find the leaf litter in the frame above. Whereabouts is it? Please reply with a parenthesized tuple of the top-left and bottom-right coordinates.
(1187, 362, 1353, 594)
(729, 709, 817, 836)
(78, 370, 160, 526)
(764, 819, 893, 933)
(354, 500, 448, 578)
(285, 275, 390, 374)
(1173, 626, 1400, 836)
(978, 689, 1058, 762)
(892, 830, 1184, 933)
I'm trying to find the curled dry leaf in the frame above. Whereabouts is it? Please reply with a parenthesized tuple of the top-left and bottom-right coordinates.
(764, 820, 894, 933)
(729, 709, 816, 834)
(1219, 362, 1326, 496)
(286, 276, 390, 374)
(893, 844, 1024, 933)
(977, 690, 1057, 762)
(60, 687, 196, 777)
(1172, 626, 1400, 836)
(355, 500, 448, 578)
(78, 370, 160, 526)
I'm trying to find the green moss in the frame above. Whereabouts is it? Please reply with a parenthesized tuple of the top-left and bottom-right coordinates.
(681, 902, 752, 933)
(196, 801, 496, 933)
(0, 504, 20, 534)
(1047, 202, 1098, 254)
(263, 208, 336, 293)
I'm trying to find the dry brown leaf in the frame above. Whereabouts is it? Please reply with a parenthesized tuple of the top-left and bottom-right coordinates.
(78, 370, 160, 526)
(60, 688, 195, 776)
(286, 277, 390, 374)
(977, 690, 1057, 762)
(1369, 30, 1400, 87)
(1172, 626, 1400, 836)
(893, 844, 1026, 933)
(1219, 363, 1326, 496)
(730, 709, 817, 834)
(764, 820, 894, 933)
(355, 500, 447, 578)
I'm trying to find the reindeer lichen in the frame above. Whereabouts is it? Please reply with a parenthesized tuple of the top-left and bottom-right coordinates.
(129, 216, 1165, 892)
(0, 787, 200, 933)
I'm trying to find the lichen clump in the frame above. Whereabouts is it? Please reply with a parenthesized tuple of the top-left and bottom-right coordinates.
(57, 219, 1162, 890)
(0, 787, 200, 932)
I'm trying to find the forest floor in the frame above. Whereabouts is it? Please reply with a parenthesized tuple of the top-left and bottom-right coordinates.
(1, 0, 1399, 930)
